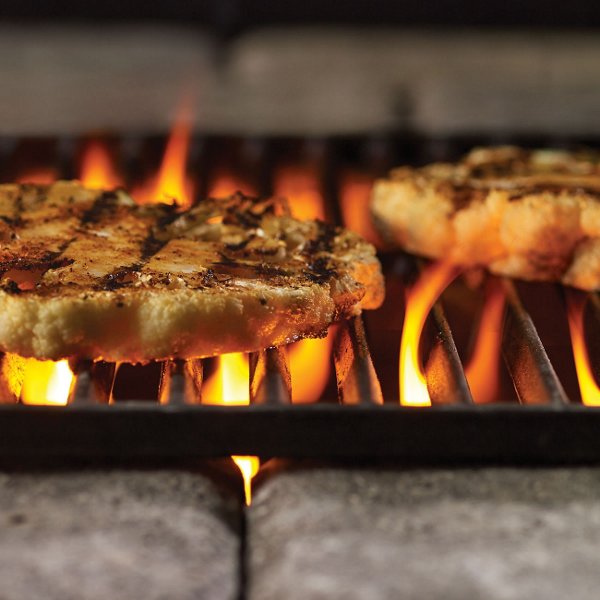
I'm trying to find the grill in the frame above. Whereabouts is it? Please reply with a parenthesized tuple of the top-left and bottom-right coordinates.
(2, 133, 600, 464)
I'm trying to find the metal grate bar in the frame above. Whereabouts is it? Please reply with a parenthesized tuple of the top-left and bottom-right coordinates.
(424, 302, 474, 405)
(502, 279, 569, 405)
(334, 316, 383, 405)
(249, 348, 292, 405)
(90, 362, 117, 404)
(70, 360, 93, 405)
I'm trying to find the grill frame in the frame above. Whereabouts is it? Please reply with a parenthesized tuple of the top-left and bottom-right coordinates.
(2, 403, 600, 463)
(2, 132, 600, 463)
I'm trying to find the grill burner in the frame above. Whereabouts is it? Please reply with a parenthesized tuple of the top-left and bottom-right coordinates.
(2, 133, 600, 464)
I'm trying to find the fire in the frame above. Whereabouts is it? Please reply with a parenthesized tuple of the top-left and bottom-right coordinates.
(203, 353, 260, 504)
(20, 358, 75, 405)
(134, 104, 194, 206)
(399, 261, 459, 406)
(16, 168, 57, 185)
(465, 281, 506, 404)
(80, 141, 122, 189)
(339, 171, 381, 245)
(288, 329, 335, 403)
(274, 164, 325, 220)
(208, 172, 257, 197)
(566, 292, 600, 406)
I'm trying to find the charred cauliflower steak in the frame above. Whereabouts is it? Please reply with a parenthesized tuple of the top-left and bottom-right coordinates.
(0, 181, 384, 361)
(371, 146, 600, 290)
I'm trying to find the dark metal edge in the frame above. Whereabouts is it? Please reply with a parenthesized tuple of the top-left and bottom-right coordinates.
(1, 404, 600, 463)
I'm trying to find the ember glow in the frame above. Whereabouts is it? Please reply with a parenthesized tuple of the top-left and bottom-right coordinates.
(274, 164, 325, 220)
(20, 358, 74, 406)
(134, 104, 194, 206)
(208, 172, 257, 197)
(399, 261, 459, 406)
(465, 281, 506, 404)
(566, 292, 600, 406)
(80, 140, 122, 189)
(16, 168, 57, 185)
(288, 329, 335, 403)
(203, 353, 260, 505)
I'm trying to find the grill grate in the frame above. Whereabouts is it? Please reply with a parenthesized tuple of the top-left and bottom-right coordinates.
(2, 133, 600, 463)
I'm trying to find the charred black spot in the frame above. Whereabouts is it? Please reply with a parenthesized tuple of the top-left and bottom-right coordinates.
(305, 256, 337, 284)
(435, 182, 486, 211)
(81, 191, 120, 225)
(304, 221, 338, 255)
(202, 268, 217, 286)
(255, 263, 289, 277)
(2, 280, 21, 295)
(100, 264, 141, 291)
(508, 184, 600, 201)
(141, 232, 166, 260)
(228, 209, 260, 228)
(0, 249, 73, 274)
(154, 204, 181, 229)
(225, 237, 252, 252)
(0, 215, 23, 227)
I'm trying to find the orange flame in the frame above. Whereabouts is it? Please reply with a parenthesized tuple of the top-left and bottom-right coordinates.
(274, 164, 325, 220)
(203, 353, 260, 504)
(465, 281, 506, 404)
(339, 171, 381, 245)
(20, 358, 75, 405)
(134, 103, 194, 206)
(288, 326, 337, 404)
(80, 141, 122, 189)
(16, 168, 57, 185)
(208, 173, 257, 197)
(399, 261, 459, 406)
(288, 329, 335, 403)
(566, 292, 600, 406)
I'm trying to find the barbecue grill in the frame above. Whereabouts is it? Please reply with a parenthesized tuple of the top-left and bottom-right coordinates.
(2, 133, 598, 465)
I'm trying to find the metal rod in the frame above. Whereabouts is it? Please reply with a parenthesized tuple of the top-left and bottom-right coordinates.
(249, 347, 292, 405)
(334, 316, 383, 405)
(90, 362, 117, 404)
(424, 302, 474, 405)
(502, 279, 568, 405)
(69, 359, 93, 405)
(184, 359, 203, 404)
(0, 353, 23, 404)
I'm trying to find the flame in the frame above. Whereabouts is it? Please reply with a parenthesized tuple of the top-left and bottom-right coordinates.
(80, 141, 122, 189)
(16, 168, 57, 184)
(339, 171, 381, 245)
(566, 292, 600, 406)
(464, 281, 506, 404)
(399, 261, 459, 406)
(274, 164, 325, 220)
(288, 329, 335, 403)
(134, 103, 194, 206)
(20, 358, 74, 405)
(203, 353, 259, 504)
(208, 172, 257, 197)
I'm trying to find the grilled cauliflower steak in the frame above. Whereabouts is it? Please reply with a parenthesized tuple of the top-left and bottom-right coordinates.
(371, 146, 600, 290)
(0, 181, 384, 361)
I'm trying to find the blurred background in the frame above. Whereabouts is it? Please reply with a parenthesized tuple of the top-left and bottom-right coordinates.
(1, 0, 599, 138)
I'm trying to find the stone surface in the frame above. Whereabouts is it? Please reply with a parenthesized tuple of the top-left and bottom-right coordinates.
(249, 466, 600, 600)
(0, 470, 239, 600)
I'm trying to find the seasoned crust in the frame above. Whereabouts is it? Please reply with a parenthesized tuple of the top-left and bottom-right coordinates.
(371, 146, 600, 290)
(0, 182, 384, 361)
